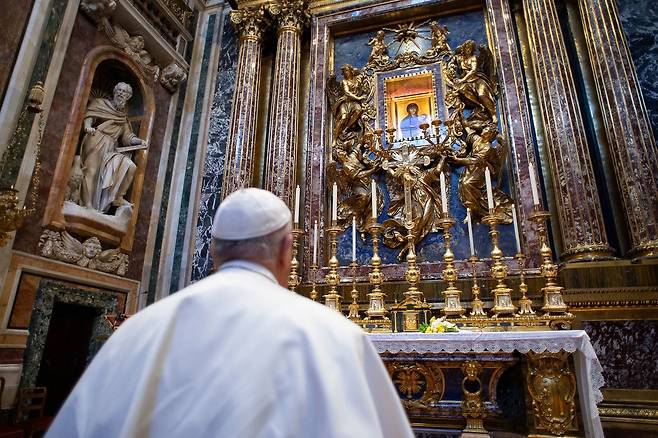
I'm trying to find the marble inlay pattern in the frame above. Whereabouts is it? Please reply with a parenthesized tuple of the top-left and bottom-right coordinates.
(0, 0, 68, 188)
(617, 0, 658, 139)
(263, 16, 304, 207)
(582, 0, 658, 256)
(191, 13, 238, 281)
(521, 0, 612, 261)
(169, 13, 217, 295)
(582, 320, 658, 389)
(21, 280, 117, 388)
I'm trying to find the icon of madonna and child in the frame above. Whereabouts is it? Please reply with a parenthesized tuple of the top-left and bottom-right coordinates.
(399, 102, 431, 139)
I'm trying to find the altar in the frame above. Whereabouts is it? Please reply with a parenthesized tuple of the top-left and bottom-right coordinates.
(371, 331, 605, 438)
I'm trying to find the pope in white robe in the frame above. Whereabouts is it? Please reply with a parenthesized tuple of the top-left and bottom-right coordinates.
(47, 189, 414, 438)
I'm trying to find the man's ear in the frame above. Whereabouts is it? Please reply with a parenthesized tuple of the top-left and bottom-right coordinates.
(279, 233, 294, 263)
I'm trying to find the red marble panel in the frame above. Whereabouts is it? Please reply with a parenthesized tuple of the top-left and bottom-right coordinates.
(13, 14, 172, 282)
(0, 0, 34, 103)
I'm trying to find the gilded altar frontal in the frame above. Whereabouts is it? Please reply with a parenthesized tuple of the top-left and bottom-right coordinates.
(0, 0, 657, 435)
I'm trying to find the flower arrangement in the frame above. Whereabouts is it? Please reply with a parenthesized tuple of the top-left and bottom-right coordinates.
(419, 316, 459, 333)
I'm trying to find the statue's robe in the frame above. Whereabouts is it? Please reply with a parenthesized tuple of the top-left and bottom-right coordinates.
(80, 98, 137, 212)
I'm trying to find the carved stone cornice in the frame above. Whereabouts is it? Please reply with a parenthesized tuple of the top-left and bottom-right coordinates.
(230, 6, 271, 41)
(157, 0, 193, 28)
(266, 0, 310, 34)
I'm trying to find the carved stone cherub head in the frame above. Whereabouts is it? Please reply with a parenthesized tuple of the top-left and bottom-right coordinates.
(82, 237, 103, 259)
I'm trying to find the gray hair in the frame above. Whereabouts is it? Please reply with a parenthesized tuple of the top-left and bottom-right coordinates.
(211, 223, 291, 266)
(114, 82, 133, 96)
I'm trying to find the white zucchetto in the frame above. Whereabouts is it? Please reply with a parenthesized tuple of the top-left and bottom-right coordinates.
(211, 188, 291, 240)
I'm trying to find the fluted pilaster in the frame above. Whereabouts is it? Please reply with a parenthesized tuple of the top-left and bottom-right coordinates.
(263, 0, 309, 206)
(577, 0, 658, 257)
(221, 7, 270, 198)
(522, 0, 614, 261)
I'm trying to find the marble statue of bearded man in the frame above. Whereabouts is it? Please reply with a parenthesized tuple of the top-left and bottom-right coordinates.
(80, 82, 147, 213)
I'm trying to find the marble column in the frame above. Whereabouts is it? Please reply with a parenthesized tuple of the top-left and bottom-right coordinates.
(522, 0, 614, 261)
(577, 0, 658, 257)
(220, 7, 269, 199)
(263, 0, 309, 207)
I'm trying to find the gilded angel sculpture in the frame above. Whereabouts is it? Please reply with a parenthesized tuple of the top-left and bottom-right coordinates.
(367, 31, 389, 66)
(450, 40, 497, 123)
(381, 143, 447, 257)
(326, 64, 374, 151)
(426, 21, 450, 56)
(330, 145, 382, 232)
(39, 230, 129, 275)
(447, 125, 513, 223)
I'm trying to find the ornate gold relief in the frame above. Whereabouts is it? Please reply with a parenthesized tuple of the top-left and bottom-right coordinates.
(461, 361, 489, 436)
(386, 361, 445, 410)
(266, 0, 310, 33)
(39, 230, 129, 276)
(526, 351, 577, 436)
(230, 6, 271, 41)
(326, 21, 512, 256)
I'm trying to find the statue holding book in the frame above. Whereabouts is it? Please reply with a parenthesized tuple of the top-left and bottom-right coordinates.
(77, 82, 147, 213)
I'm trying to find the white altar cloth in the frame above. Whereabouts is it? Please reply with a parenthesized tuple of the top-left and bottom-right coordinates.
(369, 330, 604, 438)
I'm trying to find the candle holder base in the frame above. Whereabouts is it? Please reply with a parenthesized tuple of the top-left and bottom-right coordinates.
(309, 264, 319, 301)
(288, 228, 303, 292)
(324, 225, 343, 313)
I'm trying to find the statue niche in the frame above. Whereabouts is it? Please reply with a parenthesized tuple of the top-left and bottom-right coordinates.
(43, 49, 155, 252)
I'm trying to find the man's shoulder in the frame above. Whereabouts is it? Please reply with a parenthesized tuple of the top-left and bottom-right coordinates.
(274, 292, 365, 337)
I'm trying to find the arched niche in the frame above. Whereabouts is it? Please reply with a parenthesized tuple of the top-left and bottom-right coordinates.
(43, 46, 155, 253)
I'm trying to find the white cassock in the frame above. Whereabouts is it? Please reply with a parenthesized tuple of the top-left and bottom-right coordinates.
(47, 260, 414, 438)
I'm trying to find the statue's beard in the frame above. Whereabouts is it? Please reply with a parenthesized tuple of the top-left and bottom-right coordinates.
(114, 99, 126, 110)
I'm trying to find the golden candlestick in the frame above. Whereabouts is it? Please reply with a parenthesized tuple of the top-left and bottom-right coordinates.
(528, 207, 571, 316)
(482, 212, 516, 317)
(347, 261, 361, 322)
(468, 255, 487, 317)
(515, 252, 535, 316)
(392, 220, 430, 331)
(362, 221, 391, 332)
(438, 213, 465, 318)
(288, 227, 303, 292)
(309, 263, 319, 301)
(323, 224, 343, 312)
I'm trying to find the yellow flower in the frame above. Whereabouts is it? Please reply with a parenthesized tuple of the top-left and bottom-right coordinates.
(438, 325, 445, 332)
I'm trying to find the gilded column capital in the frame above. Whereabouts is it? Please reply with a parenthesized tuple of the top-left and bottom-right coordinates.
(230, 6, 271, 41)
(266, 0, 310, 34)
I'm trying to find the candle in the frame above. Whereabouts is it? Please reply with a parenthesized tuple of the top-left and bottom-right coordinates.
(313, 220, 318, 265)
(440, 172, 448, 213)
(293, 185, 300, 224)
(371, 179, 377, 219)
(352, 217, 356, 261)
(529, 162, 540, 206)
(511, 204, 521, 253)
(466, 208, 475, 257)
(485, 167, 494, 211)
(332, 182, 337, 222)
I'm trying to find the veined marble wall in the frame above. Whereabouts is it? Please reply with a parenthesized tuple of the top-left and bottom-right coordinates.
(582, 320, 658, 389)
(191, 11, 238, 281)
(617, 0, 658, 139)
